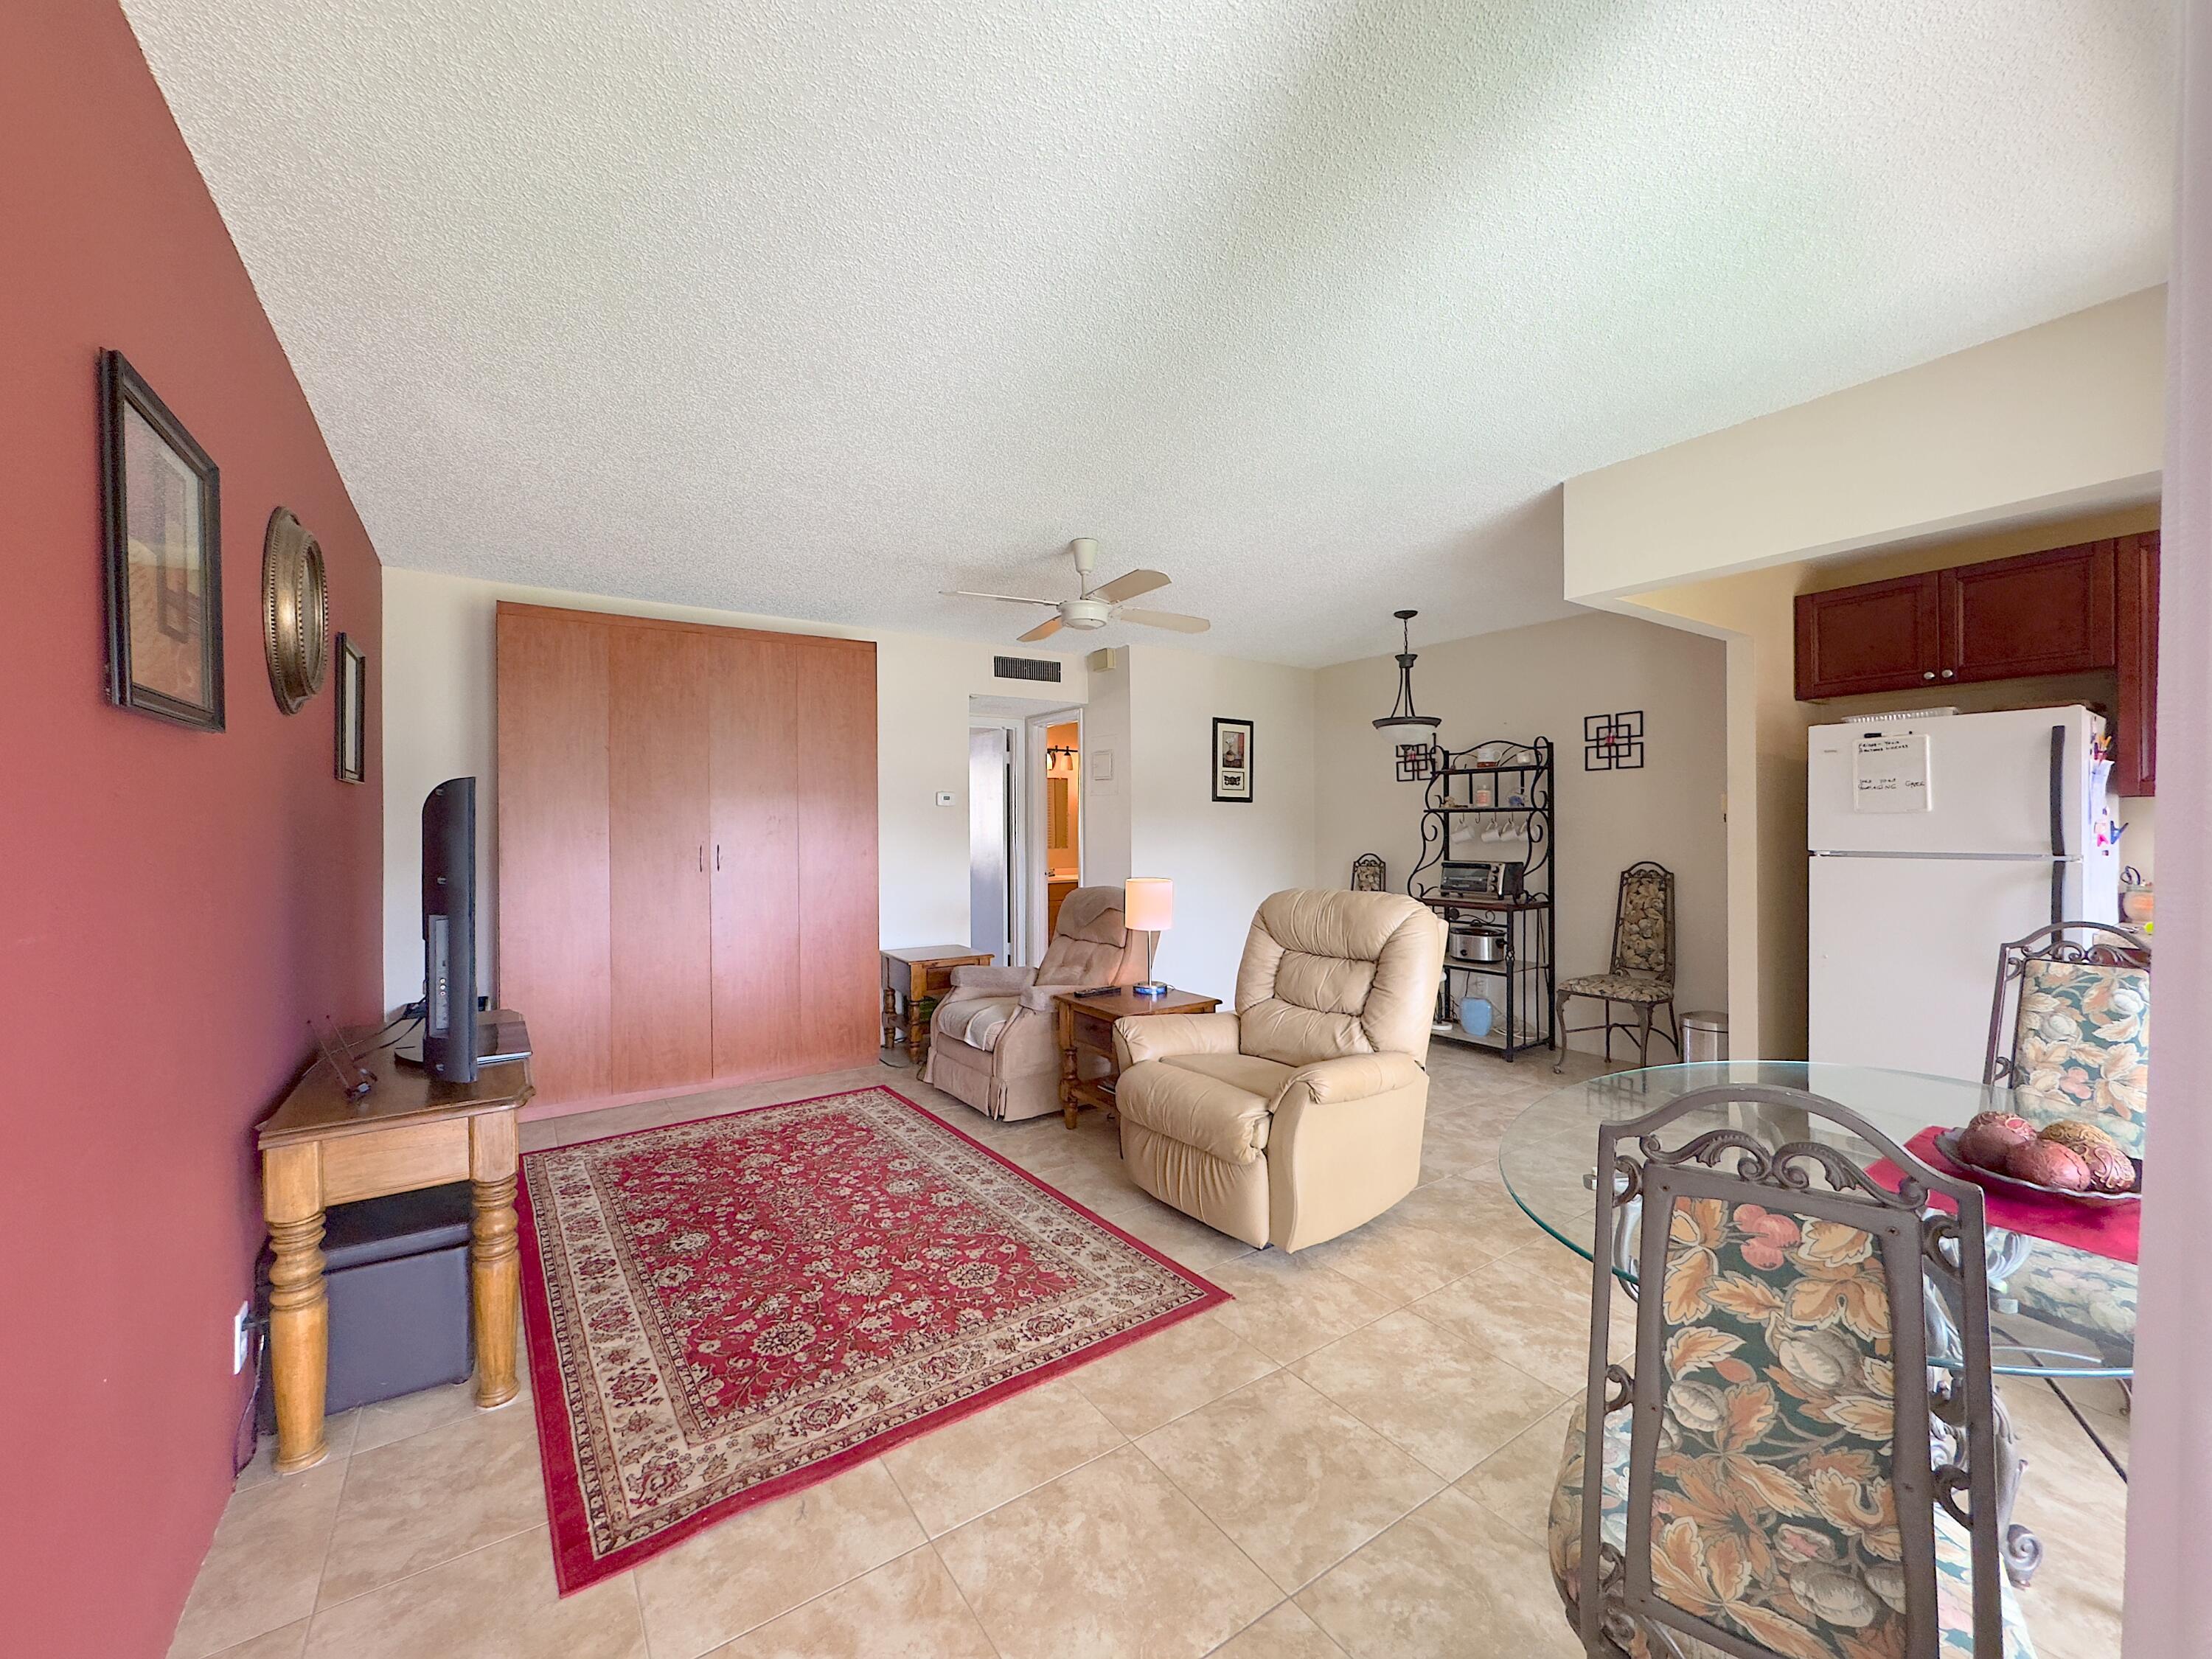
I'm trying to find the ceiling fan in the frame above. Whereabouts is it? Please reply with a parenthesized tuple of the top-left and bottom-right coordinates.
(945, 538, 1211, 642)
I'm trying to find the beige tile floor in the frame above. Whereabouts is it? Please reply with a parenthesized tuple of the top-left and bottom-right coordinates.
(169, 1046, 2130, 1659)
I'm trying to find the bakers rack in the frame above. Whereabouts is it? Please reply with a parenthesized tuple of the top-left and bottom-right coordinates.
(1405, 736, 1557, 1061)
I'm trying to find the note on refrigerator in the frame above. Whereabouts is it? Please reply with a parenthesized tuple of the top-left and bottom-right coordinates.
(1852, 731, 1932, 813)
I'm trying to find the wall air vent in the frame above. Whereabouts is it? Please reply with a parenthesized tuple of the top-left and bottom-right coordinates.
(993, 655, 1062, 684)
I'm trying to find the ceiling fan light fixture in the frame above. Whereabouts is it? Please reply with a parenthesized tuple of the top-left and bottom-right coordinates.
(1371, 609, 1442, 732)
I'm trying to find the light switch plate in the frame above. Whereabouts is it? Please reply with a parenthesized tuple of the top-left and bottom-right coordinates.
(934, 790, 956, 807)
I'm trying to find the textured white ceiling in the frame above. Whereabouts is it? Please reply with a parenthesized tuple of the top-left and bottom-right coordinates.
(122, 0, 2172, 667)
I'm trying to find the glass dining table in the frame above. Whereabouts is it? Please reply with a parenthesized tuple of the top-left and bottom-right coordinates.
(1498, 1060, 2138, 1380)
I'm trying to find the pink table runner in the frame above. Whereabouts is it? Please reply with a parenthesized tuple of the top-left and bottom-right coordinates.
(1867, 1125, 2139, 1265)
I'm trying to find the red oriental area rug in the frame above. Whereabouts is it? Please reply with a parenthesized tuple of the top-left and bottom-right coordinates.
(517, 1085, 1227, 1590)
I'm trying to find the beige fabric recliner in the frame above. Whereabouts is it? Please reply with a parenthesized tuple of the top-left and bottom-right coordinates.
(1114, 889, 1448, 1252)
(925, 886, 1144, 1121)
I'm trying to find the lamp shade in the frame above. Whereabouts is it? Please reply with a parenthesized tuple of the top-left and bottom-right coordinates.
(1124, 877, 1174, 932)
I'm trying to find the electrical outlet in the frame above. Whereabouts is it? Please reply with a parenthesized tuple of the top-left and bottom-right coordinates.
(232, 1301, 251, 1375)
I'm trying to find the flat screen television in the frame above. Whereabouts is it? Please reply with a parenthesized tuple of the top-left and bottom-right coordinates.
(420, 776, 479, 1082)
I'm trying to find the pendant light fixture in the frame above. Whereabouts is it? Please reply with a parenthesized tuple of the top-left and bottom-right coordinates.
(1371, 609, 1441, 734)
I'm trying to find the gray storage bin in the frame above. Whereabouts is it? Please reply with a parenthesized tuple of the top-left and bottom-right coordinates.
(258, 1181, 475, 1428)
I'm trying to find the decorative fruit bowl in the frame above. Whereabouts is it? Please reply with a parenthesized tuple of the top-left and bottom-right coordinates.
(1933, 1112, 2143, 1206)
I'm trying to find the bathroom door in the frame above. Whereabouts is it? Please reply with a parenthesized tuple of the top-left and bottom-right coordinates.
(969, 727, 1014, 964)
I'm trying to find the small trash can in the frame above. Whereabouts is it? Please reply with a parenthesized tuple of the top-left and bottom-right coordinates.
(258, 1181, 475, 1430)
(1683, 1011, 1729, 1063)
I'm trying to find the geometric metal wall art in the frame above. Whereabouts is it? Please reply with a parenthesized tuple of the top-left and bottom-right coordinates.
(1395, 741, 1439, 782)
(1582, 709, 1645, 771)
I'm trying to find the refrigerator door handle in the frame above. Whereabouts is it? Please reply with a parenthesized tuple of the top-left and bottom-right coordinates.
(2047, 723, 2067, 925)
(1809, 850, 2080, 862)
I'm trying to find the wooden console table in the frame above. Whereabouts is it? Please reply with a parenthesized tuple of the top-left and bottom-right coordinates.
(255, 1020, 535, 1472)
(880, 946, 994, 1065)
(1053, 987, 1222, 1130)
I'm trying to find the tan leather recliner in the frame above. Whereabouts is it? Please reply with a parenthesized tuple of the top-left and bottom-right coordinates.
(925, 886, 1144, 1121)
(1113, 889, 1448, 1252)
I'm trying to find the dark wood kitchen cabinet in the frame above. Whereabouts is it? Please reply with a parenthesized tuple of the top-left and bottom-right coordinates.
(1940, 541, 2115, 682)
(2115, 533, 2160, 795)
(1792, 573, 1944, 698)
(1794, 530, 2160, 793)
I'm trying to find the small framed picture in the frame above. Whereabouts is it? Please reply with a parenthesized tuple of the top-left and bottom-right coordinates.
(100, 349, 223, 730)
(335, 633, 366, 782)
(1212, 717, 1253, 803)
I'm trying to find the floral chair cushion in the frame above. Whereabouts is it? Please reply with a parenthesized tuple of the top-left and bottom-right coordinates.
(1549, 1397, 2036, 1659)
(1646, 1197, 1913, 1657)
(2008, 959, 2149, 1158)
(1997, 1244, 2137, 1356)
(1560, 972, 1676, 1004)
(1614, 872, 1672, 975)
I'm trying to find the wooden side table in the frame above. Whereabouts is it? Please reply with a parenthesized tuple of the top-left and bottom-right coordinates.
(881, 946, 995, 1065)
(255, 1017, 535, 1472)
(1052, 987, 1223, 1130)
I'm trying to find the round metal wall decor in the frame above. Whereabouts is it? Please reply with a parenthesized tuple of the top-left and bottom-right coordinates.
(262, 507, 329, 714)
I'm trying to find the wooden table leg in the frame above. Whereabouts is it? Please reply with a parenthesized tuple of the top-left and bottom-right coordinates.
(1057, 1001, 1079, 1129)
(907, 976, 933, 1068)
(470, 1112, 522, 1409)
(263, 1144, 329, 1472)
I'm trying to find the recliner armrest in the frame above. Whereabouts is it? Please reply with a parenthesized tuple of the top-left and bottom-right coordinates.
(1115, 1012, 1242, 1067)
(945, 964, 1037, 999)
(1278, 1051, 1424, 1107)
(1017, 986, 1062, 1013)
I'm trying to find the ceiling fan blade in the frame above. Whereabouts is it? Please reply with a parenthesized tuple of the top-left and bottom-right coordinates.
(1090, 568, 1171, 603)
(1117, 608, 1211, 634)
(945, 589, 1057, 608)
(1018, 616, 1065, 642)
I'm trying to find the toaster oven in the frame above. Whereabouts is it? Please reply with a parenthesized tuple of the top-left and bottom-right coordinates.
(1439, 860, 1524, 899)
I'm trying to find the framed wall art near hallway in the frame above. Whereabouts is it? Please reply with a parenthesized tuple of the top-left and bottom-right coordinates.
(1212, 716, 1253, 802)
(335, 633, 366, 782)
(99, 349, 223, 731)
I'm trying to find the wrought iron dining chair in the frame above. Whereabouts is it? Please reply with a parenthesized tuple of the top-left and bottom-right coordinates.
(1977, 922, 2149, 1391)
(1554, 861, 1681, 1074)
(1546, 1084, 2037, 1657)
(1983, 921, 2151, 1157)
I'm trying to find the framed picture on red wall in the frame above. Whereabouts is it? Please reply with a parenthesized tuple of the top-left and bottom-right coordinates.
(99, 349, 224, 731)
(335, 633, 366, 782)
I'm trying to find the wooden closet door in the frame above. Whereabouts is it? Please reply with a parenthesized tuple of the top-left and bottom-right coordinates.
(607, 625, 714, 1093)
(796, 640, 880, 1070)
(709, 634, 801, 1079)
(496, 606, 612, 1107)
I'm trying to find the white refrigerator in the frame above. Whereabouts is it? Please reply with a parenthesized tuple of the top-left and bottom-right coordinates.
(1806, 705, 2120, 1080)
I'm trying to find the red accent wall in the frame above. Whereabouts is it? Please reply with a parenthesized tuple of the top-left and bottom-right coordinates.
(0, 5, 383, 1655)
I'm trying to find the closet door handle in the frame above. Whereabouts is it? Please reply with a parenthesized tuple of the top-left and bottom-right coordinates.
(715, 844, 721, 871)
(698, 845, 705, 872)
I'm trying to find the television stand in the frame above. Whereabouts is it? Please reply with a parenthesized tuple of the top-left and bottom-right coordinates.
(256, 1017, 535, 1472)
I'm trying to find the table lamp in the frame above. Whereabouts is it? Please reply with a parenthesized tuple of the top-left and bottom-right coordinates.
(1124, 877, 1173, 995)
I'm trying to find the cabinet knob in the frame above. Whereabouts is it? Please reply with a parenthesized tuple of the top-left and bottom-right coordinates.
(1922, 671, 1937, 681)
(1940, 669, 1955, 679)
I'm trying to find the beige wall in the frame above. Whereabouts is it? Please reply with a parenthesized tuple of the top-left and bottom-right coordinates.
(1565, 288, 2166, 603)
(1315, 611, 1728, 1054)
(1128, 644, 1319, 1004)
(379, 568, 1088, 1009)
(1082, 649, 1135, 889)
(1631, 504, 2160, 1058)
